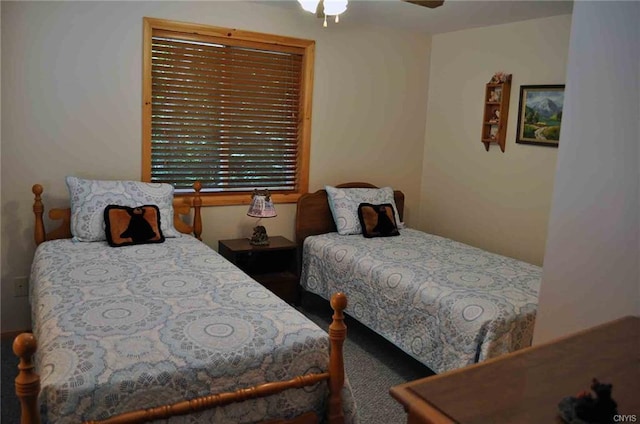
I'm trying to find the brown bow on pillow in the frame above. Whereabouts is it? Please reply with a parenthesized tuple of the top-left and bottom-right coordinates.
(104, 204, 165, 247)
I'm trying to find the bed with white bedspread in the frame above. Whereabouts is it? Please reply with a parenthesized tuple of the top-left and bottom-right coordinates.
(13, 179, 356, 424)
(295, 183, 542, 374)
(31, 236, 355, 423)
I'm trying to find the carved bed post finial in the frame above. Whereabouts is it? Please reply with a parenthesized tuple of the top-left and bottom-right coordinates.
(192, 181, 203, 240)
(13, 333, 41, 424)
(328, 292, 347, 424)
(32, 184, 46, 245)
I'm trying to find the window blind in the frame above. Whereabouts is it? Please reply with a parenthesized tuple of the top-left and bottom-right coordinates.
(150, 29, 305, 193)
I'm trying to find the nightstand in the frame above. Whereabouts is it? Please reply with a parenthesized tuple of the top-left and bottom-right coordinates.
(218, 236, 299, 304)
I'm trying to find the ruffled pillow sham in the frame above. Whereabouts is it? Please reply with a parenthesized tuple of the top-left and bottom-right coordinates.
(66, 176, 179, 241)
(325, 186, 402, 235)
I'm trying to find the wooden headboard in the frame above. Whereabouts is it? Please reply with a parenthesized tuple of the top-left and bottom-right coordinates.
(295, 182, 405, 248)
(32, 182, 203, 245)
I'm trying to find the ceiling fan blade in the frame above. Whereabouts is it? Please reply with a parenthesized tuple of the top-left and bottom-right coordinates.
(404, 0, 445, 8)
(316, 0, 324, 18)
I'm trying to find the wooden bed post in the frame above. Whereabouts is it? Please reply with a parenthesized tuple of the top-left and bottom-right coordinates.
(13, 333, 41, 424)
(32, 184, 46, 246)
(192, 181, 203, 240)
(327, 292, 347, 424)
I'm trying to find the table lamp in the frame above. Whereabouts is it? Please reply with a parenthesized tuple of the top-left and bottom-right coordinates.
(247, 189, 277, 245)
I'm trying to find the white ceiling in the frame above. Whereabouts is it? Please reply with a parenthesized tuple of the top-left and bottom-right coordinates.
(258, 0, 574, 34)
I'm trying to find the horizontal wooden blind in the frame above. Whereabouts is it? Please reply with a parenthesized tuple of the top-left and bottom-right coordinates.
(150, 29, 304, 192)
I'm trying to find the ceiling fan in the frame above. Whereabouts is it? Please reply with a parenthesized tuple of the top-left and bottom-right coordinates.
(298, 0, 348, 26)
(299, 0, 444, 27)
(402, 1, 445, 8)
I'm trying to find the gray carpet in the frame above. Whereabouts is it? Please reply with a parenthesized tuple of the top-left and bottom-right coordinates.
(2, 336, 21, 424)
(298, 293, 435, 423)
(1, 293, 434, 423)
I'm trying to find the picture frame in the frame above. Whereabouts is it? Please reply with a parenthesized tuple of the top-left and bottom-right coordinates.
(516, 85, 565, 147)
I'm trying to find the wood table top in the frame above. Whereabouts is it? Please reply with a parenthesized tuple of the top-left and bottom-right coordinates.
(218, 236, 295, 252)
(390, 316, 639, 424)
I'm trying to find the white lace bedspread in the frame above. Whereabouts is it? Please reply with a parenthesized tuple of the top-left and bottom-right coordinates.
(30, 236, 356, 423)
(300, 228, 541, 374)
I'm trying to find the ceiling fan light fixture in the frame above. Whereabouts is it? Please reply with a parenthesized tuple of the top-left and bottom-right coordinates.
(323, 0, 348, 16)
(299, 0, 348, 27)
(298, 0, 320, 13)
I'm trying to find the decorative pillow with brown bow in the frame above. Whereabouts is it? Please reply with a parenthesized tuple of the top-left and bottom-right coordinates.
(104, 204, 165, 247)
(357, 203, 400, 238)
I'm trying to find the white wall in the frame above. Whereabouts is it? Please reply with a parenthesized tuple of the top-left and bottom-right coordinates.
(533, 1, 640, 343)
(0, 1, 431, 332)
(420, 15, 572, 266)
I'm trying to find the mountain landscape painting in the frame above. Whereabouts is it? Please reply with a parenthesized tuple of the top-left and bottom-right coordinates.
(516, 85, 565, 147)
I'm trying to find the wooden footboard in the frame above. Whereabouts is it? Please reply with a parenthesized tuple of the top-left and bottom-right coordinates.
(32, 181, 203, 245)
(13, 293, 348, 424)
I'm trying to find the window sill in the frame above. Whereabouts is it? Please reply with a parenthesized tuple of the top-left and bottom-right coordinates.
(173, 192, 303, 207)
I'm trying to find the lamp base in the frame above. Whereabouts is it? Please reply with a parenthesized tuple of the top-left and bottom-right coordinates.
(249, 225, 270, 246)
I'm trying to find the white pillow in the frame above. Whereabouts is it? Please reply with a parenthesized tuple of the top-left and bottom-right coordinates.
(325, 186, 402, 235)
(66, 176, 180, 241)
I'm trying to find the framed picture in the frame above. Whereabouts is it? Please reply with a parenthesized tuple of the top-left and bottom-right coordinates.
(516, 85, 565, 147)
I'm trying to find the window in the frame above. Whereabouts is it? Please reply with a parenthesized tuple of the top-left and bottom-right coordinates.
(142, 18, 315, 206)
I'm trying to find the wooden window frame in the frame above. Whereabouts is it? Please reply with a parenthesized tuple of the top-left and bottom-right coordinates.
(142, 17, 315, 206)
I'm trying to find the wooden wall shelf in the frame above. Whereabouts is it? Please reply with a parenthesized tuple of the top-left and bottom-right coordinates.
(481, 74, 512, 152)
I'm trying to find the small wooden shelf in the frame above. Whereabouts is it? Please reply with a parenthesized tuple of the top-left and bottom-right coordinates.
(481, 75, 512, 152)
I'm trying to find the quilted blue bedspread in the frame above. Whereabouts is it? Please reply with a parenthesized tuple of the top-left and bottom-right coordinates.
(300, 229, 541, 374)
(29, 236, 356, 423)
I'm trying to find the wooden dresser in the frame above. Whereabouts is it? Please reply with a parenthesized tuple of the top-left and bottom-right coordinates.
(390, 316, 639, 424)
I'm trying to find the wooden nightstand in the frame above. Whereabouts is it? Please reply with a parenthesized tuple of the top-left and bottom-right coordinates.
(218, 236, 299, 304)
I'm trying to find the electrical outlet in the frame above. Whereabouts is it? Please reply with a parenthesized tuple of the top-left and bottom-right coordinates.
(14, 277, 29, 297)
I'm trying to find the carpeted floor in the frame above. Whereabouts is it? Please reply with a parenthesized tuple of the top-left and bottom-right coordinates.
(1, 293, 434, 423)
(298, 293, 435, 423)
(1, 335, 21, 424)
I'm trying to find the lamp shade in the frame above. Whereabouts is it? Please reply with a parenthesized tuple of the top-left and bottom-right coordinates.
(247, 190, 277, 218)
(323, 0, 348, 16)
(298, 0, 320, 13)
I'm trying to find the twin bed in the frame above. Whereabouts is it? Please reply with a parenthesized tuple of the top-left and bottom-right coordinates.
(295, 183, 542, 374)
(14, 179, 356, 424)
